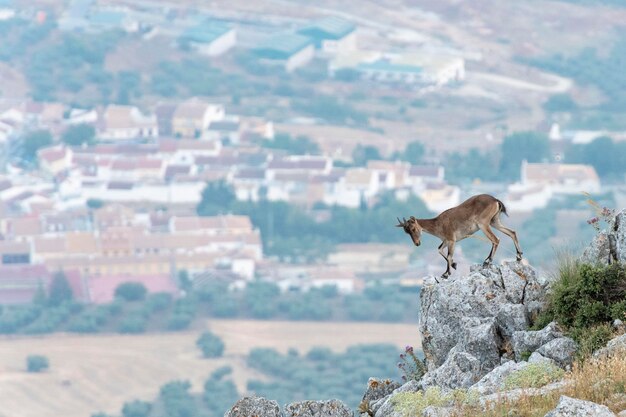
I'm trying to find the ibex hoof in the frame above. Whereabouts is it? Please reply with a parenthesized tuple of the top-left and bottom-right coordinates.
(482, 260, 491, 268)
(451, 262, 457, 270)
(441, 272, 450, 280)
(516, 253, 523, 262)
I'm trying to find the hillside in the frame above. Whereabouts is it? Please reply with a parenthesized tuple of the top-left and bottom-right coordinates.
(0, 320, 418, 417)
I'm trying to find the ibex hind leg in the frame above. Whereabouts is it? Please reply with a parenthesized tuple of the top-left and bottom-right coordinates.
(491, 217, 523, 261)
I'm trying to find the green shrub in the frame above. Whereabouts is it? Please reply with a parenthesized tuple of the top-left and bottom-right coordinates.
(538, 259, 625, 353)
(391, 387, 477, 417)
(504, 362, 564, 389)
(115, 282, 148, 302)
(26, 354, 49, 372)
(121, 400, 151, 417)
(570, 324, 614, 359)
(196, 331, 225, 358)
(144, 292, 173, 313)
(117, 313, 147, 334)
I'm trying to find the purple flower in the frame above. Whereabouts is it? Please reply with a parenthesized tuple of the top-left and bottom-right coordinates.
(405, 345, 413, 353)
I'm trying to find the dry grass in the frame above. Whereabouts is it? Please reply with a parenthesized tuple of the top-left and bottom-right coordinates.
(0, 319, 418, 417)
(456, 352, 626, 416)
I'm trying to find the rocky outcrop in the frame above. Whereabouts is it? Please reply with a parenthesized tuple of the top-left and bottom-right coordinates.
(511, 322, 562, 361)
(419, 261, 553, 388)
(593, 333, 626, 359)
(544, 395, 616, 417)
(581, 209, 626, 265)
(285, 400, 353, 417)
(537, 337, 578, 368)
(225, 397, 282, 417)
(469, 360, 531, 396)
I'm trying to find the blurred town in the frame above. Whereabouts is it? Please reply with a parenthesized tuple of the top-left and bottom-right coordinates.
(0, 0, 625, 306)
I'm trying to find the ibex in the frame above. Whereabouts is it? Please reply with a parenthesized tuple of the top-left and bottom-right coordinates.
(396, 194, 523, 279)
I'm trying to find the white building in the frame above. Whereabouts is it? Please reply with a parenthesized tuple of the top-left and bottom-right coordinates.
(179, 20, 236, 57)
(98, 105, 158, 141)
(297, 16, 357, 55)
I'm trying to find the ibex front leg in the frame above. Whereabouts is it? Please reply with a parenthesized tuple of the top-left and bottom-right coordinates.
(441, 241, 456, 279)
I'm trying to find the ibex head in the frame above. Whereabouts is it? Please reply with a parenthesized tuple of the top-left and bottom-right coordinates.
(396, 216, 422, 246)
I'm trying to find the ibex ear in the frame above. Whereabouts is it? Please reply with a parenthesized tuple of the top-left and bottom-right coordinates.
(410, 216, 416, 221)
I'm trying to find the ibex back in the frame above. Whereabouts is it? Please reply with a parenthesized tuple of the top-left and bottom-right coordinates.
(396, 194, 523, 279)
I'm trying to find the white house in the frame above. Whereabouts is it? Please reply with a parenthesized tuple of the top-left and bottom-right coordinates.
(179, 20, 236, 57)
(99, 105, 158, 140)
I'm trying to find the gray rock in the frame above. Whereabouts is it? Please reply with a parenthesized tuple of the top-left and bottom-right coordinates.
(373, 396, 397, 417)
(581, 209, 626, 265)
(478, 381, 569, 408)
(512, 322, 562, 361)
(537, 337, 578, 368)
(617, 411, 626, 417)
(225, 397, 282, 417)
(361, 378, 401, 405)
(543, 395, 616, 417)
(285, 399, 353, 417)
(420, 347, 481, 390)
(369, 380, 421, 415)
(614, 319, 625, 331)
(594, 333, 626, 359)
(528, 351, 557, 366)
(469, 360, 531, 395)
(422, 406, 453, 417)
(360, 378, 401, 416)
(457, 317, 501, 375)
(497, 303, 530, 339)
(419, 266, 509, 370)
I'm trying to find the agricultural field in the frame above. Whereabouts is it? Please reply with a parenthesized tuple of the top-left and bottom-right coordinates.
(0, 319, 419, 417)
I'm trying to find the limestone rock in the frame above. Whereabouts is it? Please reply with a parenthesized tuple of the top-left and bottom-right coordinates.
(421, 406, 453, 417)
(457, 317, 501, 375)
(420, 347, 481, 390)
(581, 209, 626, 265)
(361, 378, 401, 405)
(528, 351, 557, 366)
(497, 303, 530, 339)
(225, 396, 282, 417)
(361, 378, 401, 416)
(537, 337, 578, 368)
(284, 399, 353, 417)
(512, 322, 562, 361)
(543, 395, 615, 417)
(594, 333, 626, 359)
(469, 360, 531, 396)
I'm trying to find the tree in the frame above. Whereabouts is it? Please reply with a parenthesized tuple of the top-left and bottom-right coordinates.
(48, 272, 73, 307)
(566, 136, 626, 179)
(121, 400, 152, 417)
(197, 180, 236, 216)
(86, 198, 104, 209)
(114, 282, 147, 302)
(62, 123, 96, 146)
(26, 354, 49, 372)
(544, 94, 577, 113)
(352, 144, 382, 166)
(196, 331, 225, 358)
(21, 130, 52, 162)
(400, 141, 425, 164)
(499, 131, 551, 180)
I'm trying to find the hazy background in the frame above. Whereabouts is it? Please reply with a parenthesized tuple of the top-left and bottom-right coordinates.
(0, 0, 625, 416)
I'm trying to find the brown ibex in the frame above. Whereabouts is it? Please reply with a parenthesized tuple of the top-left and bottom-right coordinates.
(396, 194, 523, 279)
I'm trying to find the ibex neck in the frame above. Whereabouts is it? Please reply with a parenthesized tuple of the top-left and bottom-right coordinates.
(418, 218, 441, 237)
